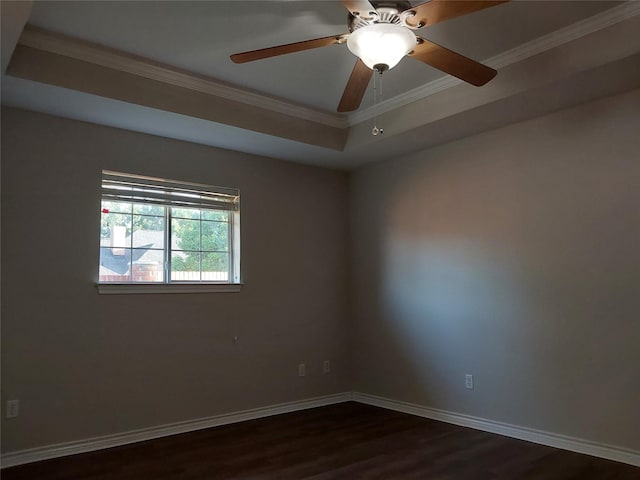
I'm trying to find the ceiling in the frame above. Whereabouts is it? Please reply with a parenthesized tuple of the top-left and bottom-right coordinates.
(2, 1, 640, 169)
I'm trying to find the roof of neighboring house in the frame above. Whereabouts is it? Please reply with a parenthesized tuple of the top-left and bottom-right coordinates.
(99, 230, 165, 275)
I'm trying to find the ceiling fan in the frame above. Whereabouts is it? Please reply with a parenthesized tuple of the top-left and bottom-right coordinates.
(231, 0, 509, 113)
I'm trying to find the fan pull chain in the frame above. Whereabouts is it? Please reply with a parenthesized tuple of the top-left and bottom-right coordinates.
(372, 69, 384, 136)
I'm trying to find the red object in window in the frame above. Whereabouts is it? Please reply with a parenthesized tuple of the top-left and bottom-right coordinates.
(102, 208, 109, 213)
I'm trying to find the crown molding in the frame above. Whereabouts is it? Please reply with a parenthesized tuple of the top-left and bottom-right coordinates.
(347, 1, 640, 125)
(18, 26, 350, 130)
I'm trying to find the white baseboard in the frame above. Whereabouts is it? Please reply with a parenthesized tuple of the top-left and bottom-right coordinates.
(352, 392, 640, 467)
(0, 392, 353, 469)
(3, 391, 638, 469)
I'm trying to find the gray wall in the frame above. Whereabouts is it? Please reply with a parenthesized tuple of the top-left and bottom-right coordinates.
(3, 88, 640, 456)
(1, 108, 350, 452)
(350, 88, 640, 451)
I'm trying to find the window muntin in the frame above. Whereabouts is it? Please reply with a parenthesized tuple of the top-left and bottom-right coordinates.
(99, 171, 239, 285)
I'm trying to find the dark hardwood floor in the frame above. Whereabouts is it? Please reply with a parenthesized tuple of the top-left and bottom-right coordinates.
(3, 402, 639, 479)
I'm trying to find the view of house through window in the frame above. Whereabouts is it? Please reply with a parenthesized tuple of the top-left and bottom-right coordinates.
(99, 171, 240, 284)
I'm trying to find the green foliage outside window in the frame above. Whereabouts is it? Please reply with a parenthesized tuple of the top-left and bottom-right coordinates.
(101, 201, 164, 237)
(171, 208, 229, 272)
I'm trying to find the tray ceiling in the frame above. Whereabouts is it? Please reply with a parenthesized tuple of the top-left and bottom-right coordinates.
(2, 1, 640, 169)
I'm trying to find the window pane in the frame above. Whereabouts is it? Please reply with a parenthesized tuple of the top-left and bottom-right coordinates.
(171, 251, 200, 281)
(172, 207, 200, 219)
(133, 203, 164, 216)
(133, 215, 165, 249)
(202, 210, 228, 222)
(99, 247, 132, 282)
(101, 212, 131, 248)
(202, 252, 229, 281)
(131, 249, 164, 282)
(172, 218, 200, 251)
(102, 200, 131, 214)
(202, 221, 228, 252)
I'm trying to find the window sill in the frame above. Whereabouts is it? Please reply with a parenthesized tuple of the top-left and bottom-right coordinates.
(97, 283, 242, 295)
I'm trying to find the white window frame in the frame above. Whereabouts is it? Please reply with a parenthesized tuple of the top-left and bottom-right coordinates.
(97, 170, 241, 294)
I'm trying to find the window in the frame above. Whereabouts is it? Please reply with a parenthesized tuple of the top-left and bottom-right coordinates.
(98, 171, 240, 291)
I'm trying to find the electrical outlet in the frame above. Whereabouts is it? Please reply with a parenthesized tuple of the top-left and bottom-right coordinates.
(323, 360, 331, 374)
(6, 400, 19, 419)
(298, 363, 306, 377)
(465, 374, 474, 390)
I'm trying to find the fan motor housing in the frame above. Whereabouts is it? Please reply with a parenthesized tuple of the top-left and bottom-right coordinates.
(348, 1, 418, 32)
(371, 0, 412, 11)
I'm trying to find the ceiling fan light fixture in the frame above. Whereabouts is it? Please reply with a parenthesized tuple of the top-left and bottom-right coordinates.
(347, 23, 416, 71)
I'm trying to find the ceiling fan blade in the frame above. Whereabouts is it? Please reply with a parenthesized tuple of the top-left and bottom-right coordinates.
(230, 34, 347, 64)
(342, 0, 377, 19)
(403, 0, 509, 28)
(338, 59, 373, 112)
(409, 37, 496, 86)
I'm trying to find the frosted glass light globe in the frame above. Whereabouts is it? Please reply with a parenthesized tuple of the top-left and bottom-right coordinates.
(347, 23, 416, 70)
